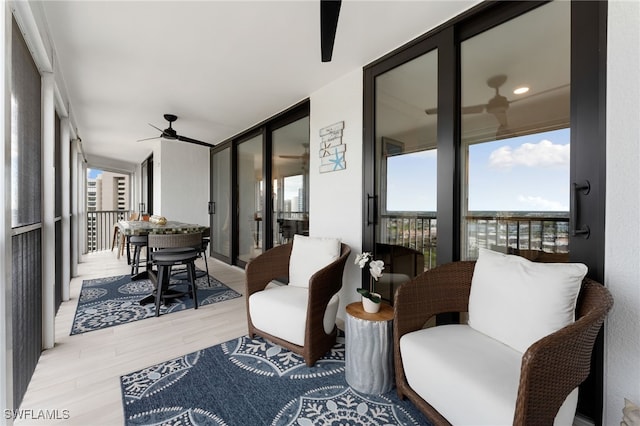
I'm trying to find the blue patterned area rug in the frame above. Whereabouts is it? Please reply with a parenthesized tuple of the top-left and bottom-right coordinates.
(71, 273, 242, 335)
(120, 333, 431, 426)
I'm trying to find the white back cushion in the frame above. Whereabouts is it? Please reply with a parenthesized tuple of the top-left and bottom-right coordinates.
(468, 248, 587, 353)
(289, 235, 341, 288)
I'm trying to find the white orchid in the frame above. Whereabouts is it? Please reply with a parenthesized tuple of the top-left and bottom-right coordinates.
(354, 252, 372, 269)
(369, 260, 385, 281)
(355, 252, 385, 303)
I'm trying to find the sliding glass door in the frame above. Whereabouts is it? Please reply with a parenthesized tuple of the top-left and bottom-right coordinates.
(460, 1, 571, 261)
(364, 1, 606, 422)
(237, 133, 264, 264)
(372, 49, 438, 301)
(210, 146, 231, 261)
(272, 116, 310, 246)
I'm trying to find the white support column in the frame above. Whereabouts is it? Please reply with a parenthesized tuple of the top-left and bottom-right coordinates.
(60, 118, 71, 300)
(41, 72, 55, 350)
(80, 161, 87, 255)
(70, 139, 79, 275)
(1, 0, 15, 420)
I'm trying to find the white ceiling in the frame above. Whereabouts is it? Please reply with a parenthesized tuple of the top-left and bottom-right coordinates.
(37, 0, 481, 166)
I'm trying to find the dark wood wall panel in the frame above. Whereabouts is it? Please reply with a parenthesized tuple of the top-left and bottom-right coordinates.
(11, 229, 43, 409)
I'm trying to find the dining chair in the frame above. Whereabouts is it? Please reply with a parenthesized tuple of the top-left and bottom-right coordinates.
(147, 232, 202, 316)
(110, 212, 140, 260)
(195, 228, 211, 286)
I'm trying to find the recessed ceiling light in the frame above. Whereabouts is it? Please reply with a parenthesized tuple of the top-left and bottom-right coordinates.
(513, 86, 530, 95)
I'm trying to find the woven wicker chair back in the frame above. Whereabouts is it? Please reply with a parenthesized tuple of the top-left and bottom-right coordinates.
(147, 232, 202, 250)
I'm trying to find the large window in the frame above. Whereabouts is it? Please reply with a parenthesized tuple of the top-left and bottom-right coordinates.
(364, 1, 606, 422)
(459, 1, 570, 261)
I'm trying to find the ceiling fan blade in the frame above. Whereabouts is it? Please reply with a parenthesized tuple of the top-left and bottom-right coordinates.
(279, 155, 306, 159)
(320, 0, 341, 62)
(425, 104, 485, 115)
(148, 123, 164, 133)
(176, 134, 215, 148)
(462, 104, 486, 114)
(137, 136, 161, 142)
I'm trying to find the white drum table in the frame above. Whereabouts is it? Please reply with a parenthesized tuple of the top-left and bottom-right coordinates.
(345, 301, 394, 394)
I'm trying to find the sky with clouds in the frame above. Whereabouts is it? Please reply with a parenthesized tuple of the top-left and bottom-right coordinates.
(386, 128, 570, 213)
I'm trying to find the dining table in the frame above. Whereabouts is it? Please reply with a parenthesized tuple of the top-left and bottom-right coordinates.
(117, 219, 210, 304)
(117, 220, 208, 237)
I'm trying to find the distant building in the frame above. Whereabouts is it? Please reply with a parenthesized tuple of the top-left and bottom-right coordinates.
(86, 171, 131, 251)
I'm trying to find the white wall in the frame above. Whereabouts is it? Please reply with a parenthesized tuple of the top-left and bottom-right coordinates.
(154, 140, 210, 226)
(604, 1, 640, 424)
(309, 69, 363, 318)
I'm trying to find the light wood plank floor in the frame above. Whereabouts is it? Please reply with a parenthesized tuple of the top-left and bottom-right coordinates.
(16, 250, 248, 425)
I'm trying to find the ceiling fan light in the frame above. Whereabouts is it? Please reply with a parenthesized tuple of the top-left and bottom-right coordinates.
(513, 86, 530, 95)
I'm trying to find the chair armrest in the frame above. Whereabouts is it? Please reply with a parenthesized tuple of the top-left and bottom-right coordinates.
(514, 280, 613, 425)
(245, 243, 292, 297)
(306, 244, 352, 322)
(394, 261, 475, 397)
(394, 261, 476, 338)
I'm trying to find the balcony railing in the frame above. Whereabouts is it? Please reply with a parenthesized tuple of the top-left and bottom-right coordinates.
(464, 214, 569, 260)
(379, 212, 569, 271)
(380, 213, 437, 270)
(86, 210, 133, 253)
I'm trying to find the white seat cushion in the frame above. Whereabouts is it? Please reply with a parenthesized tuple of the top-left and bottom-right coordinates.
(400, 324, 578, 426)
(249, 285, 339, 347)
(469, 248, 587, 353)
(289, 235, 341, 288)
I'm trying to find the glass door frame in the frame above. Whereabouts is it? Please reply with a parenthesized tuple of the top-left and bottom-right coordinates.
(363, 1, 607, 423)
(234, 129, 265, 269)
(268, 106, 311, 249)
(209, 144, 233, 264)
(209, 100, 310, 268)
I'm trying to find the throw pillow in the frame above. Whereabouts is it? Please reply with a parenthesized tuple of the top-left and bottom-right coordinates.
(289, 235, 341, 288)
(468, 248, 587, 353)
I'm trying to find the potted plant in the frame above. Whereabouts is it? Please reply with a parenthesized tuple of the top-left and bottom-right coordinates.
(355, 252, 385, 313)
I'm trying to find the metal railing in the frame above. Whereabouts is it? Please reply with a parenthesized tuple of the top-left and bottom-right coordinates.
(463, 214, 569, 260)
(86, 210, 133, 253)
(378, 212, 569, 271)
(379, 213, 437, 270)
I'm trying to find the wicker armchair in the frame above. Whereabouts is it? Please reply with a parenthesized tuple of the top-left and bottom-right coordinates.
(394, 260, 614, 426)
(245, 241, 351, 366)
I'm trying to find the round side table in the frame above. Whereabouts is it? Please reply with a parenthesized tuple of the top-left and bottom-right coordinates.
(345, 301, 394, 394)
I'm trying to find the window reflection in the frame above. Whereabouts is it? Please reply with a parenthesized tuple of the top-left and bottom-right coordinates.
(238, 134, 263, 263)
(272, 117, 309, 245)
(460, 1, 570, 261)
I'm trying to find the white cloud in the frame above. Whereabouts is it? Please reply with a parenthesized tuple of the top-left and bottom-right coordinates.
(517, 195, 567, 211)
(489, 139, 569, 169)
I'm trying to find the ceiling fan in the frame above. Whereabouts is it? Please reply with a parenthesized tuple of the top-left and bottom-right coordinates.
(320, 0, 341, 62)
(279, 143, 310, 161)
(138, 114, 214, 148)
(425, 74, 569, 134)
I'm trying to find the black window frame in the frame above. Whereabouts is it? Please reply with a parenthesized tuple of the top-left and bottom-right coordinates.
(362, 1, 607, 423)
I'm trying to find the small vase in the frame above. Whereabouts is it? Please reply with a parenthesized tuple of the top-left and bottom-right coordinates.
(362, 293, 382, 313)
